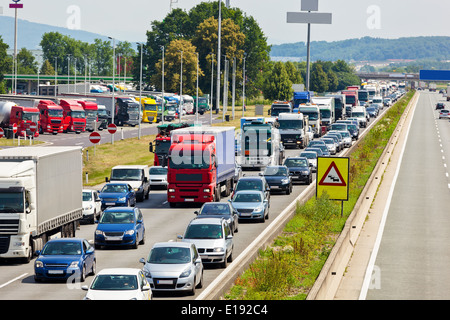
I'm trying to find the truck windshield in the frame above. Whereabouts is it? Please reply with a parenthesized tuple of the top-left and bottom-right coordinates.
(22, 112, 39, 122)
(98, 109, 107, 116)
(300, 111, 319, 121)
(86, 111, 97, 117)
(169, 149, 211, 169)
(294, 98, 309, 105)
(346, 96, 356, 104)
(71, 111, 86, 118)
(155, 140, 171, 155)
(144, 104, 157, 111)
(111, 169, 142, 181)
(352, 112, 364, 117)
(270, 108, 290, 117)
(278, 120, 303, 130)
(48, 109, 63, 117)
(127, 104, 139, 112)
(320, 110, 331, 118)
(0, 192, 24, 213)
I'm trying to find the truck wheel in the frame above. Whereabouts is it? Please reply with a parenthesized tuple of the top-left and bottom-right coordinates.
(169, 202, 176, 208)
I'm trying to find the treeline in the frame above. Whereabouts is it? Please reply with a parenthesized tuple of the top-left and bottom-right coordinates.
(262, 60, 360, 101)
(271, 36, 450, 61)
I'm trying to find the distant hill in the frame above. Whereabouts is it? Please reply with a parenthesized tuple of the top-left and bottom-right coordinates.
(270, 36, 450, 62)
(0, 16, 111, 50)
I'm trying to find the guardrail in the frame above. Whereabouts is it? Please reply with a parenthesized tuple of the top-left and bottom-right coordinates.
(196, 94, 414, 300)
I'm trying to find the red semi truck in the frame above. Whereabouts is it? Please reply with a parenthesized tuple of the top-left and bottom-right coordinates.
(167, 126, 235, 207)
(0, 101, 40, 138)
(78, 100, 99, 132)
(37, 100, 64, 135)
(59, 99, 86, 134)
(342, 90, 359, 107)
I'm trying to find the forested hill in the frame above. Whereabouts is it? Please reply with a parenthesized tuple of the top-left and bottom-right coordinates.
(270, 36, 450, 61)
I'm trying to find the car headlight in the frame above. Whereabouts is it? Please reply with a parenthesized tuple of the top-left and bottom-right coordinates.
(84, 205, 93, 210)
(35, 261, 43, 268)
(125, 230, 135, 235)
(180, 267, 192, 278)
(303, 171, 309, 175)
(203, 188, 211, 193)
(95, 230, 104, 236)
(69, 261, 79, 268)
(168, 189, 175, 192)
(118, 197, 127, 202)
(213, 247, 224, 252)
(253, 206, 264, 213)
(281, 178, 289, 184)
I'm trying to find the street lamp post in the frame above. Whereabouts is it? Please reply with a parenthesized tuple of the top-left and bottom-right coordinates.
(210, 53, 214, 125)
(161, 46, 165, 125)
(196, 52, 199, 124)
(179, 50, 183, 124)
(67, 54, 71, 93)
(216, 0, 222, 115)
(108, 37, 116, 144)
(138, 42, 143, 139)
(242, 55, 246, 117)
(54, 57, 58, 97)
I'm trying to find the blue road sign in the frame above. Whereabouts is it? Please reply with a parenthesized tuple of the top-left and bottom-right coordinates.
(419, 70, 450, 81)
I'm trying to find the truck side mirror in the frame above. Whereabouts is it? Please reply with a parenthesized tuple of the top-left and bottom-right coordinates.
(105, 177, 109, 183)
(149, 142, 154, 153)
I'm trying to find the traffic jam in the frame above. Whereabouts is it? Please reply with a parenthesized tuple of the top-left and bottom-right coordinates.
(0, 81, 407, 300)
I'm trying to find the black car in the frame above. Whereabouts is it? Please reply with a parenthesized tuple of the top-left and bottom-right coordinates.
(194, 202, 239, 234)
(366, 106, 378, 118)
(283, 157, 312, 185)
(262, 165, 293, 195)
(436, 103, 445, 110)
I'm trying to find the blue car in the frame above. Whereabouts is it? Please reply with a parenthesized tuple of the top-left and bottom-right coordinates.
(94, 207, 145, 249)
(98, 182, 136, 210)
(34, 238, 96, 283)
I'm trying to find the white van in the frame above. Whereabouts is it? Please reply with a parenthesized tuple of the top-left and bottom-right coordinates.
(107, 165, 150, 202)
(351, 107, 367, 128)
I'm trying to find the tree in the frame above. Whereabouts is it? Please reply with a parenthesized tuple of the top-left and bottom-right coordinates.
(262, 61, 293, 101)
(285, 61, 303, 85)
(0, 36, 9, 93)
(151, 39, 204, 96)
(17, 48, 38, 75)
(310, 63, 328, 93)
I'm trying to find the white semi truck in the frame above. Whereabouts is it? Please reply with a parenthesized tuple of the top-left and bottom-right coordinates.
(0, 147, 83, 263)
(277, 112, 310, 149)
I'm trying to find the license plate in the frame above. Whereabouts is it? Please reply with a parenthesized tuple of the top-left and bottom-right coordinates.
(157, 280, 173, 285)
(184, 198, 194, 202)
(106, 236, 122, 241)
(48, 270, 64, 274)
(240, 213, 251, 217)
(105, 202, 115, 206)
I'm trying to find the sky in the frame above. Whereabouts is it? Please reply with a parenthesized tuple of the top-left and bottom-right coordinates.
(1, 0, 450, 45)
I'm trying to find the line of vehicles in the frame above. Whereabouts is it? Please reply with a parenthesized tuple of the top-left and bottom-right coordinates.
(0, 80, 407, 299)
(0, 88, 211, 140)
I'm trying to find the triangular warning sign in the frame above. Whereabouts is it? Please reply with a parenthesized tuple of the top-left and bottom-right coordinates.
(318, 161, 347, 186)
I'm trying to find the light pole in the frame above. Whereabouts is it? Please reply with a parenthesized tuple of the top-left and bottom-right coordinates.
(108, 36, 116, 144)
(196, 52, 199, 124)
(242, 55, 246, 117)
(54, 57, 58, 97)
(137, 42, 143, 139)
(210, 52, 214, 125)
(216, 0, 222, 115)
(179, 50, 183, 124)
(67, 54, 71, 93)
(161, 46, 165, 125)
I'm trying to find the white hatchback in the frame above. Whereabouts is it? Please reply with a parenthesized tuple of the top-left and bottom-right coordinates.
(82, 268, 152, 300)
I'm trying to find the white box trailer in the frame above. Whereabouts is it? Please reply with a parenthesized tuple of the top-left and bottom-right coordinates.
(0, 146, 83, 262)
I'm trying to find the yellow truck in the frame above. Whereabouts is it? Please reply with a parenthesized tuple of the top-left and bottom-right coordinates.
(135, 97, 162, 123)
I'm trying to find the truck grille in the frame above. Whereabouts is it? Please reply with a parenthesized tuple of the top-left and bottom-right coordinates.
(0, 219, 19, 235)
(50, 119, 62, 124)
(0, 236, 10, 254)
(74, 121, 85, 125)
(176, 174, 202, 182)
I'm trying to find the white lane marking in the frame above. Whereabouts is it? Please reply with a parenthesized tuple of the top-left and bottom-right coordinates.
(359, 92, 418, 300)
(0, 273, 28, 289)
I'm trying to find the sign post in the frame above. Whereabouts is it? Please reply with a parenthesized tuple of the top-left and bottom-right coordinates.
(287, 0, 332, 91)
(89, 131, 101, 155)
(316, 156, 349, 217)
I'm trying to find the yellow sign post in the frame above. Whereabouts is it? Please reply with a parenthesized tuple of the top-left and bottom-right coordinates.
(316, 157, 349, 216)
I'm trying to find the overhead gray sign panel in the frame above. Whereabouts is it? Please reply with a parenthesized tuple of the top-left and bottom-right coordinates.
(287, 12, 332, 24)
(301, 0, 319, 11)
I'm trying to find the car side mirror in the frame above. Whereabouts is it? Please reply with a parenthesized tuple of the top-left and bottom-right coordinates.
(81, 285, 89, 291)
(226, 235, 233, 240)
(177, 235, 183, 240)
(139, 258, 146, 264)
(105, 177, 109, 183)
(142, 283, 151, 291)
(35, 250, 41, 256)
(194, 211, 199, 215)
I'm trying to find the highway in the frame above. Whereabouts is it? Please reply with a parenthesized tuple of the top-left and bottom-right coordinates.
(359, 92, 450, 299)
(0, 102, 391, 300)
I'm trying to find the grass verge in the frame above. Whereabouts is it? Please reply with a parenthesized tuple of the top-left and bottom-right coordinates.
(224, 90, 416, 300)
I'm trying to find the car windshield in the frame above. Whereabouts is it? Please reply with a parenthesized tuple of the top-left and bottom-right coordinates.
(200, 203, 230, 215)
(82, 192, 92, 201)
(300, 152, 316, 159)
(42, 241, 82, 255)
(284, 159, 308, 167)
(101, 184, 128, 193)
(90, 274, 138, 291)
(99, 211, 135, 224)
(233, 193, 262, 203)
(149, 167, 167, 175)
(147, 247, 191, 264)
(184, 224, 223, 240)
(235, 180, 263, 191)
(111, 169, 142, 181)
(264, 167, 287, 176)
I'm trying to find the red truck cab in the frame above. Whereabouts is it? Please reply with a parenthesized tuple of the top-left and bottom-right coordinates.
(37, 100, 64, 135)
(342, 90, 359, 107)
(59, 99, 86, 134)
(77, 100, 98, 132)
(9, 105, 40, 138)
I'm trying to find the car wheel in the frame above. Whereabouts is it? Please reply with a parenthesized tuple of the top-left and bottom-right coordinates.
(140, 231, 146, 245)
(190, 278, 197, 296)
(90, 259, 96, 276)
(132, 236, 139, 249)
(221, 254, 228, 268)
(80, 265, 86, 282)
(196, 271, 204, 289)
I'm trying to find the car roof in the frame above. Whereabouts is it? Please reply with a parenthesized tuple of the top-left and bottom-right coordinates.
(97, 268, 142, 275)
(103, 207, 136, 212)
(152, 242, 192, 249)
(45, 238, 85, 244)
(190, 217, 224, 225)
(238, 176, 264, 181)
(234, 189, 264, 195)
